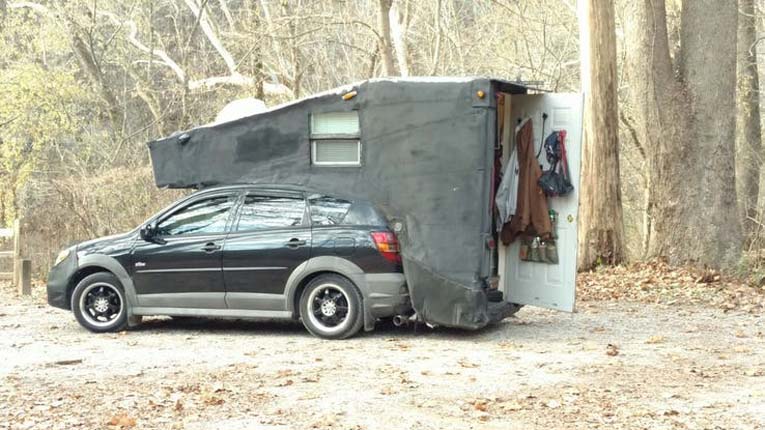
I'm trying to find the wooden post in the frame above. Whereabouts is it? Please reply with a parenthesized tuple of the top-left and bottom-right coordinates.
(19, 259, 31, 296)
(12, 219, 21, 289)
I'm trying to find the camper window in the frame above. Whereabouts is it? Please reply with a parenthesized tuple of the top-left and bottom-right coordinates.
(310, 112, 361, 166)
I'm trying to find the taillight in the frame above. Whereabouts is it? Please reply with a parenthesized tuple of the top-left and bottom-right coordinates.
(370, 231, 401, 264)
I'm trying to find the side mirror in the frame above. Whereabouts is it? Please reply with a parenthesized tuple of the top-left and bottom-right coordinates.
(140, 224, 156, 241)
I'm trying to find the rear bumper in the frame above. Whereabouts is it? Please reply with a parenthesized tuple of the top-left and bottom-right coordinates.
(46, 252, 77, 310)
(365, 273, 410, 318)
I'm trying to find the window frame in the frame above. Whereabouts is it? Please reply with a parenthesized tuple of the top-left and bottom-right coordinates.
(153, 191, 241, 238)
(310, 139, 362, 167)
(232, 192, 310, 233)
(309, 111, 362, 167)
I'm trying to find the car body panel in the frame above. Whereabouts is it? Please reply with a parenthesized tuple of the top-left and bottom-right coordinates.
(310, 226, 401, 273)
(223, 226, 311, 297)
(132, 233, 227, 294)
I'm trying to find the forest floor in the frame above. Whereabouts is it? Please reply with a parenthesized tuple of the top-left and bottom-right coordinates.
(2, 262, 765, 430)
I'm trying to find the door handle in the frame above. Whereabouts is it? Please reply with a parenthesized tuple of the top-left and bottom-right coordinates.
(285, 238, 307, 248)
(201, 242, 221, 253)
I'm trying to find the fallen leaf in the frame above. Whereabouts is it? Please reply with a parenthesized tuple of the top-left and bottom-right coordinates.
(391, 342, 411, 351)
(473, 400, 489, 412)
(645, 335, 665, 344)
(50, 359, 83, 366)
(501, 402, 524, 412)
(458, 359, 480, 368)
(202, 394, 225, 405)
(606, 344, 619, 356)
(276, 379, 294, 387)
(497, 340, 518, 349)
(107, 414, 136, 428)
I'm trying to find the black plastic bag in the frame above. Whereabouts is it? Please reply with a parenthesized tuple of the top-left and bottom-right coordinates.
(539, 163, 573, 197)
(538, 130, 573, 197)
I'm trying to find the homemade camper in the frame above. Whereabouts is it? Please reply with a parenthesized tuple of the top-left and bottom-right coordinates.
(148, 77, 583, 330)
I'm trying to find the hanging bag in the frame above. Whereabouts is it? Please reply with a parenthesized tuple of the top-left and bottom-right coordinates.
(538, 130, 574, 197)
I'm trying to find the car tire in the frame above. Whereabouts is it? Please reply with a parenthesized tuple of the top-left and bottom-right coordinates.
(299, 274, 364, 340)
(71, 272, 129, 333)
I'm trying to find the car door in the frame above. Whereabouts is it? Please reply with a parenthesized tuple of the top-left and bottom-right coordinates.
(500, 93, 583, 312)
(223, 192, 311, 311)
(132, 191, 239, 309)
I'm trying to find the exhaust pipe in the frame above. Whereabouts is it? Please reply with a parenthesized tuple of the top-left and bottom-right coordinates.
(392, 314, 407, 327)
(392, 313, 417, 327)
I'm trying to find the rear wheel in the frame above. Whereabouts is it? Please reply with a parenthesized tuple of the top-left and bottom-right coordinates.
(71, 272, 129, 333)
(299, 274, 364, 340)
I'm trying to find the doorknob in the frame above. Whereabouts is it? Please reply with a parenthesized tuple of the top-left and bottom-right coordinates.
(285, 238, 307, 248)
(201, 242, 221, 253)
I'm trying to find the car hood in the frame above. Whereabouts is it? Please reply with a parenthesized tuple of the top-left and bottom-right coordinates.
(76, 231, 137, 256)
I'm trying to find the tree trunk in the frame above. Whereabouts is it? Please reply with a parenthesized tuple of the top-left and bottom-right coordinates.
(576, 0, 625, 270)
(389, 0, 409, 76)
(677, 0, 741, 266)
(623, 0, 741, 268)
(377, 0, 396, 76)
(736, 0, 762, 239)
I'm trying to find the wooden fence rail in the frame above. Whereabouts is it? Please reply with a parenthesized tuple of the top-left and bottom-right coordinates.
(0, 219, 31, 295)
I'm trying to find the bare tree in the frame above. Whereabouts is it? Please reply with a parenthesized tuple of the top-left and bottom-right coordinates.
(377, 0, 396, 76)
(736, 0, 762, 239)
(624, 0, 741, 268)
(389, 0, 409, 76)
(577, 0, 625, 269)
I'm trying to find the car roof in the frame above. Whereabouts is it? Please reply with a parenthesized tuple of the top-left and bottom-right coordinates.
(192, 183, 364, 202)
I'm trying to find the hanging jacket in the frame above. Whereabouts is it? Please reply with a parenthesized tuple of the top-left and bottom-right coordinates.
(495, 143, 519, 227)
(500, 119, 552, 244)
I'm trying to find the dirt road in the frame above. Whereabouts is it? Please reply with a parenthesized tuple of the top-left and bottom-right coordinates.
(1, 285, 764, 430)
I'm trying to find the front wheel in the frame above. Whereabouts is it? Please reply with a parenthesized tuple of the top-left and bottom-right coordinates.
(299, 274, 364, 340)
(71, 272, 129, 333)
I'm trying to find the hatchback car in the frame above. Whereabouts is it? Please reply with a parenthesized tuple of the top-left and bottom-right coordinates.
(46, 185, 410, 339)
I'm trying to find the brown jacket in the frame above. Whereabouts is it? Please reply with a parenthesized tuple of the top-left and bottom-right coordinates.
(500, 119, 552, 244)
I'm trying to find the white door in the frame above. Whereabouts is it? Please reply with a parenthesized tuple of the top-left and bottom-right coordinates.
(500, 93, 583, 312)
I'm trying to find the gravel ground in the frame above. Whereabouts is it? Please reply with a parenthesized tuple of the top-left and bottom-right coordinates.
(1, 284, 765, 430)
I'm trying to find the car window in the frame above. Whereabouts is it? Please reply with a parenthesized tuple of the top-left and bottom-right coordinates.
(309, 196, 352, 225)
(236, 196, 306, 231)
(156, 195, 236, 236)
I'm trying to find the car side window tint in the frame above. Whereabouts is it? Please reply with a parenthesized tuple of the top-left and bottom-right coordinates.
(237, 196, 306, 231)
(156, 195, 235, 236)
(309, 196, 352, 226)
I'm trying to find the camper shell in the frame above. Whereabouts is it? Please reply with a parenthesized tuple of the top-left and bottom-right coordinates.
(148, 77, 583, 330)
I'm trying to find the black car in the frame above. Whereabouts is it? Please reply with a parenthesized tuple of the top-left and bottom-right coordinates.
(46, 185, 410, 339)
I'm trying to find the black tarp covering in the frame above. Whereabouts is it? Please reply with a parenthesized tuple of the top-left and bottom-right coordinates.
(148, 78, 527, 329)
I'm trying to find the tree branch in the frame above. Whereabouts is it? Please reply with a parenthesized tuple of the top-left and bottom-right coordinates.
(99, 8, 292, 96)
(7, 0, 48, 15)
(99, 10, 188, 83)
(183, 0, 237, 76)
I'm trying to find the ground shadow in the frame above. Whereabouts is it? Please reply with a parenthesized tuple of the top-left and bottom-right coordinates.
(129, 314, 527, 341)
